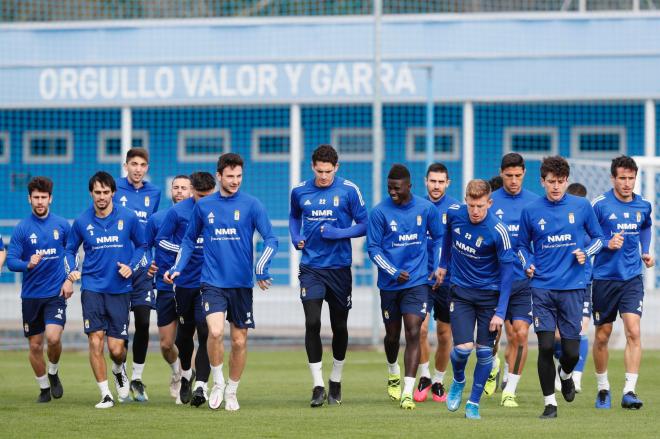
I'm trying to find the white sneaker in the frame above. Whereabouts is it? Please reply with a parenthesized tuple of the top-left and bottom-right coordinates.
(224, 389, 240, 411)
(553, 359, 561, 392)
(113, 365, 131, 403)
(574, 372, 583, 393)
(208, 384, 226, 410)
(95, 394, 114, 409)
(169, 372, 182, 399)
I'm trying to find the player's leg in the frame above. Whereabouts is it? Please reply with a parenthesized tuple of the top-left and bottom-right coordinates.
(130, 304, 151, 401)
(88, 330, 113, 408)
(592, 278, 619, 409)
(174, 286, 196, 404)
(42, 295, 66, 399)
(203, 285, 227, 409)
(621, 312, 643, 408)
(220, 287, 255, 411)
(414, 311, 432, 402)
(593, 322, 613, 408)
(619, 276, 644, 409)
(381, 290, 403, 401)
(106, 293, 131, 404)
(430, 285, 452, 402)
(193, 294, 210, 408)
(325, 267, 352, 405)
(302, 298, 325, 406)
(44, 323, 64, 399)
(446, 289, 476, 413)
(502, 319, 530, 407)
(572, 285, 592, 393)
(531, 288, 559, 418)
(483, 326, 502, 397)
(555, 289, 582, 403)
(500, 320, 514, 390)
(400, 311, 424, 409)
(328, 304, 349, 405)
(23, 299, 50, 402)
(156, 290, 180, 400)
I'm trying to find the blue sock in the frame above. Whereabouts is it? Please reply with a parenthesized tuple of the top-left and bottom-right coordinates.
(469, 347, 493, 404)
(574, 335, 589, 372)
(450, 347, 472, 383)
(554, 340, 562, 360)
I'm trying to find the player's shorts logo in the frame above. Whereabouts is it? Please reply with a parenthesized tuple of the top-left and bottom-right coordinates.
(24, 323, 29, 333)
(144, 196, 150, 207)
(449, 302, 454, 313)
(384, 310, 390, 320)
(179, 316, 185, 324)
(534, 317, 539, 327)
(638, 300, 643, 313)
(568, 213, 575, 224)
(204, 302, 209, 312)
(594, 312, 600, 322)
(301, 287, 306, 297)
(84, 319, 90, 329)
(118, 220, 124, 231)
(53, 229, 59, 240)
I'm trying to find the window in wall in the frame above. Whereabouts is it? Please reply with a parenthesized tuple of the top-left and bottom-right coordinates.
(177, 129, 231, 162)
(252, 128, 290, 162)
(98, 130, 149, 163)
(23, 131, 73, 164)
(405, 127, 460, 161)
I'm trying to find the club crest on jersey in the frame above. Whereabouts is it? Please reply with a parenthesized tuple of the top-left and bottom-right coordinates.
(476, 236, 484, 248)
(568, 213, 575, 224)
(53, 229, 59, 240)
(416, 215, 422, 226)
(118, 220, 124, 231)
(538, 218, 546, 231)
(636, 211, 642, 222)
(442, 213, 447, 224)
(333, 196, 339, 207)
(234, 210, 240, 221)
(390, 220, 397, 232)
(208, 212, 215, 224)
(144, 196, 150, 207)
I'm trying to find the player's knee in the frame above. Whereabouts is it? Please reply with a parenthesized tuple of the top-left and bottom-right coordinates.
(159, 336, 174, 353)
(108, 343, 125, 361)
(29, 339, 42, 353)
(45, 335, 60, 349)
(405, 325, 420, 341)
(537, 334, 555, 357)
(514, 327, 529, 346)
(305, 316, 322, 334)
(420, 323, 429, 341)
(231, 334, 247, 352)
(625, 327, 641, 345)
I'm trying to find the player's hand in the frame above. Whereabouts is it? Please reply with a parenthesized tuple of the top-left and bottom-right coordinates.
(257, 278, 272, 291)
(67, 270, 81, 282)
(117, 262, 133, 279)
(147, 260, 158, 278)
(525, 264, 535, 278)
(642, 253, 655, 268)
(572, 248, 586, 265)
(433, 268, 447, 289)
(27, 254, 43, 270)
(608, 232, 624, 250)
(296, 240, 305, 250)
(163, 271, 179, 284)
(60, 279, 74, 299)
(489, 315, 504, 332)
(396, 270, 410, 284)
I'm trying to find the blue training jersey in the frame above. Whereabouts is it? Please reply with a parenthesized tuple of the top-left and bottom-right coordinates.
(591, 189, 653, 281)
(114, 177, 161, 225)
(289, 176, 368, 269)
(491, 188, 540, 281)
(65, 205, 147, 294)
(7, 213, 71, 299)
(518, 194, 604, 290)
(425, 194, 460, 286)
(146, 208, 175, 292)
(169, 191, 278, 289)
(156, 197, 204, 289)
(440, 205, 515, 318)
(368, 195, 443, 291)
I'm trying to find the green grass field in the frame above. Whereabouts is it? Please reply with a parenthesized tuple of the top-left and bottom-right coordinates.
(1, 349, 658, 438)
